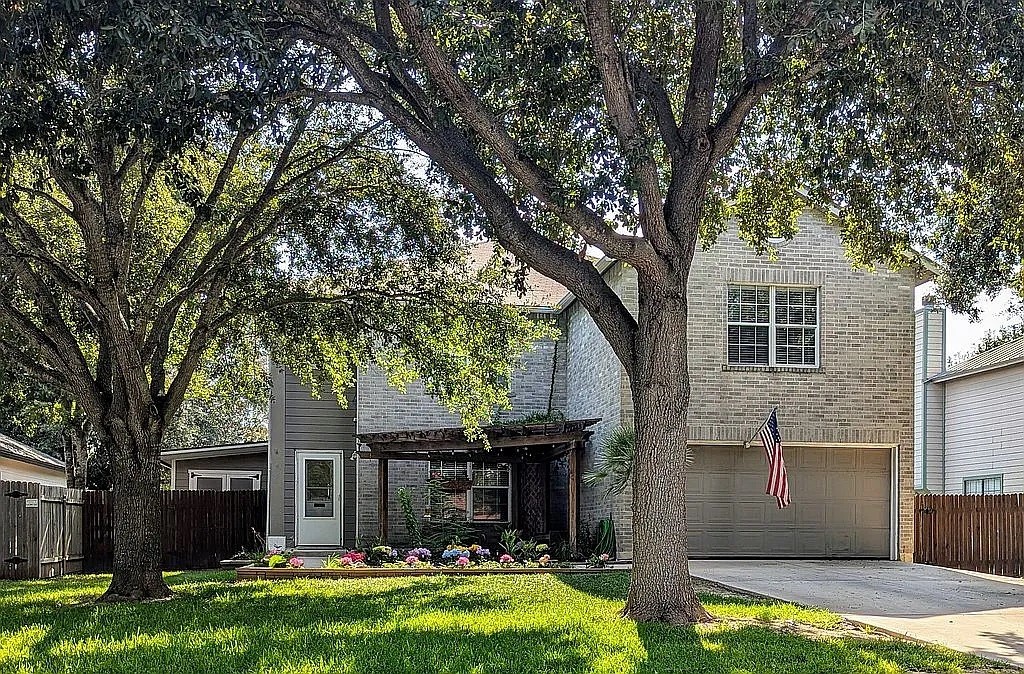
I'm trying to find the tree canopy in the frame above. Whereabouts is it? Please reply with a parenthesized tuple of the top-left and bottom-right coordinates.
(280, 0, 1024, 622)
(0, 0, 547, 599)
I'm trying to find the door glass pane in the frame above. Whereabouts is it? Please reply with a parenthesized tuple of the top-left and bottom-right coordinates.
(229, 477, 255, 491)
(195, 477, 223, 491)
(305, 459, 334, 518)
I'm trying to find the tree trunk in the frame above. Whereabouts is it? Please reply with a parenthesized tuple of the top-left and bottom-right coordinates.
(61, 416, 90, 490)
(98, 431, 171, 601)
(622, 277, 711, 624)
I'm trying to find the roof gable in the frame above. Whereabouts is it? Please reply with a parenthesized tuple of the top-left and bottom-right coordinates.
(467, 242, 568, 310)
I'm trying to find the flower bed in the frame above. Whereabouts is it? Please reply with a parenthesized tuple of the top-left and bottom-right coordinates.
(235, 535, 621, 580)
(235, 563, 623, 580)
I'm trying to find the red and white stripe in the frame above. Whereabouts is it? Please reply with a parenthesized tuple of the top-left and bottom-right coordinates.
(758, 411, 791, 509)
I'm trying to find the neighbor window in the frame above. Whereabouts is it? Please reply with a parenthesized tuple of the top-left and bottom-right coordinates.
(727, 285, 819, 367)
(964, 476, 1003, 495)
(427, 460, 511, 522)
(187, 470, 261, 491)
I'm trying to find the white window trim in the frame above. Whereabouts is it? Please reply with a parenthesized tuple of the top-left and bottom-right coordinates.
(188, 469, 262, 491)
(963, 474, 1003, 495)
(428, 460, 512, 523)
(727, 283, 820, 369)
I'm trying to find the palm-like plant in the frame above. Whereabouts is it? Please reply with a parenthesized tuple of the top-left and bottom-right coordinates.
(583, 426, 636, 495)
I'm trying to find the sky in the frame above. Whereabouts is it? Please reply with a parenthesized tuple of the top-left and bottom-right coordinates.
(915, 284, 1021, 363)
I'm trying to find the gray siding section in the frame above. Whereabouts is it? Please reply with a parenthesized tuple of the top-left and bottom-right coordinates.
(171, 453, 267, 490)
(268, 366, 356, 548)
(914, 307, 946, 491)
(943, 362, 1024, 493)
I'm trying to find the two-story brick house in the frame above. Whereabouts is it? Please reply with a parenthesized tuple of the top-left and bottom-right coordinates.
(265, 209, 931, 561)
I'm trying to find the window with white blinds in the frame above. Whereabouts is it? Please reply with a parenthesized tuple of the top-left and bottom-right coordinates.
(728, 285, 819, 367)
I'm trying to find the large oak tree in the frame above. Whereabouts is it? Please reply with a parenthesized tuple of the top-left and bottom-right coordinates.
(282, 0, 1024, 622)
(0, 1, 544, 600)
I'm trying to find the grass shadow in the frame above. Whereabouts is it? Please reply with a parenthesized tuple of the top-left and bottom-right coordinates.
(0, 571, 1002, 673)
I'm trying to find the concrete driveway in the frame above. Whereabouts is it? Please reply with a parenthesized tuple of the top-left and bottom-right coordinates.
(691, 560, 1024, 666)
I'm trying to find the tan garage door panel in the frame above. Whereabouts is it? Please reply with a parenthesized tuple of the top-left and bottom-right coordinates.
(687, 446, 891, 558)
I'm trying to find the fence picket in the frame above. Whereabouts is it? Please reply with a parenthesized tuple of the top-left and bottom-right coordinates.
(82, 489, 266, 572)
(916, 493, 1024, 578)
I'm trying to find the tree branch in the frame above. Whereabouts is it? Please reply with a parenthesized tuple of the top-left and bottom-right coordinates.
(388, 0, 654, 266)
(581, 0, 671, 253)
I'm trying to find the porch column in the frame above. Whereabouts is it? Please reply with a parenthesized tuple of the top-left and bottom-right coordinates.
(378, 458, 389, 542)
(568, 442, 580, 553)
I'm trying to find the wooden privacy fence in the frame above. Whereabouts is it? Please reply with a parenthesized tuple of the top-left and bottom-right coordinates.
(0, 481, 84, 580)
(83, 489, 266, 572)
(915, 493, 1024, 577)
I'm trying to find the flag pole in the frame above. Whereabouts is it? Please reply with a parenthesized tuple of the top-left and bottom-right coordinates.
(743, 406, 778, 448)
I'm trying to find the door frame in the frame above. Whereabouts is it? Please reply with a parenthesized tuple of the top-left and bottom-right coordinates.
(294, 451, 344, 547)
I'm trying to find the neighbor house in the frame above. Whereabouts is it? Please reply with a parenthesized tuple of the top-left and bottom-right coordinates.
(163, 442, 268, 491)
(265, 210, 933, 561)
(915, 309, 1024, 495)
(0, 432, 66, 487)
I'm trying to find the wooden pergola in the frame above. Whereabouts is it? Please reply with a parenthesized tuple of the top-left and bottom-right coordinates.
(357, 418, 599, 550)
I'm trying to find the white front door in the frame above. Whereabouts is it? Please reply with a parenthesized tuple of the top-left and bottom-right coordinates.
(295, 452, 342, 546)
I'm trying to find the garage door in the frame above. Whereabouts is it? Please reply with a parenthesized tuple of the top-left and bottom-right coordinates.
(686, 445, 891, 558)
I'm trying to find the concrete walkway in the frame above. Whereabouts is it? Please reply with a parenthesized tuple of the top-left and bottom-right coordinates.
(691, 559, 1024, 666)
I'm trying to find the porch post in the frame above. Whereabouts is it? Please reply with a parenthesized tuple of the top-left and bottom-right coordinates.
(568, 442, 580, 553)
(378, 458, 389, 543)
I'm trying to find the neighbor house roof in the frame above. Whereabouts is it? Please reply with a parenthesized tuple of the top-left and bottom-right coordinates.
(931, 336, 1024, 383)
(467, 243, 569, 311)
(161, 441, 268, 460)
(0, 432, 65, 473)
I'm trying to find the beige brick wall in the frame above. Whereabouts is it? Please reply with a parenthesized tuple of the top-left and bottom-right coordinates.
(354, 314, 567, 544)
(566, 210, 919, 560)
(564, 263, 635, 555)
(300, 211, 918, 559)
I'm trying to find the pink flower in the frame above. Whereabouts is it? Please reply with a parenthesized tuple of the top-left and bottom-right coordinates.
(499, 554, 515, 564)
(288, 557, 304, 568)
(599, 553, 610, 561)
(455, 556, 470, 567)
(405, 555, 419, 565)
(340, 556, 353, 566)
(538, 554, 551, 565)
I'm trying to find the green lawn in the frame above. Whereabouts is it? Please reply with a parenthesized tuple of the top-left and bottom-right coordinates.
(0, 571, 1001, 673)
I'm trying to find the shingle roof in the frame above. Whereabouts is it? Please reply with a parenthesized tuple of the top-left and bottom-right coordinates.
(933, 335, 1024, 382)
(467, 242, 569, 310)
(0, 432, 65, 472)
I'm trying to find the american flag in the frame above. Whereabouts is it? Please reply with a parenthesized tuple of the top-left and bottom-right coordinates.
(758, 409, 791, 508)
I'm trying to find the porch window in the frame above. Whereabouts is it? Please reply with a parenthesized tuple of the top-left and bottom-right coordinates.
(471, 463, 511, 521)
(727, 285, 819, 367)
(427, 460, 511, 522)
(427, 460, 469, 519)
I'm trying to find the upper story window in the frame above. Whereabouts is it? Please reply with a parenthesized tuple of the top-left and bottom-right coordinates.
(964, 475, 1002, 495)
(727, 285, 819, 367)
